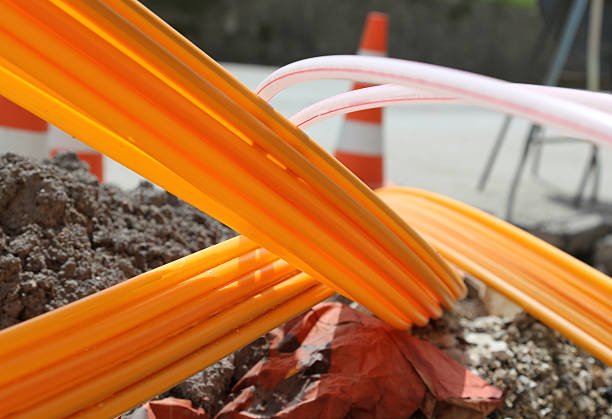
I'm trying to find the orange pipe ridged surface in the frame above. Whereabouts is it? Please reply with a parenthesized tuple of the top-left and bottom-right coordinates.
(377, 187, 612, 366)
(0, 236, 334, 418)
(0, 0, 611, 417)
(3, 187, 612, 417)
(0, 0, 464, 330)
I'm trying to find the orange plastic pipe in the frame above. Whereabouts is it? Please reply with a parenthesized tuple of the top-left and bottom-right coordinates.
(13, 277, 331, 418)
(100, 0, 464, 302)
(74, 284, 334, 419)
(0, 1, 466, 324)
(378, 187, 612, 365)
(0, 0, 430, 327)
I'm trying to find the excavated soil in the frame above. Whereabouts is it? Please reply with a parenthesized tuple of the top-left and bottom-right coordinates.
(2, 153, 612, 418)
(0, 152, 236, 328)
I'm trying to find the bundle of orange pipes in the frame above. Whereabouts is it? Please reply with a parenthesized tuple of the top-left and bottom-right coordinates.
(0, 0, 464, 329)
(379, 188, 612, 366)
(4, 186, 611, 417)
(1, 0, 611, 417)
(0, 0, 464, 415)
(0, 236, 333, 417)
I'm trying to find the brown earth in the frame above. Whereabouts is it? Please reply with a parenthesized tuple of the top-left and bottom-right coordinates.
(2, 153, 611, 418)
(0, 152, 236, 329)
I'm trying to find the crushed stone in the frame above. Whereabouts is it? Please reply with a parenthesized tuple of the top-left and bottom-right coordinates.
(413, 283, 612, 419)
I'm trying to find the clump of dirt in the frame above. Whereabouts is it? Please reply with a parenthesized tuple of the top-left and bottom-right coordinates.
(167, 337, 270, 417)
(0, 152, 236, 329)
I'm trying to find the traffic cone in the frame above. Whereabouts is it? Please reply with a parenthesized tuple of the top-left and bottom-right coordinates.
(0, 95, 48, 159)
(334, 12, 388, 189)
(47, 125, 104, 182)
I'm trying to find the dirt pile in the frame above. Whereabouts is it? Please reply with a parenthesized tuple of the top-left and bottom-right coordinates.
(0, 153, 236, 329)
(2, 153, 611, 418)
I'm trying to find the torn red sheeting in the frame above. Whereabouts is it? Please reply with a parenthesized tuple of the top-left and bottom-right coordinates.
(122, 397, 209, 419)
(216, 302, 503, 419)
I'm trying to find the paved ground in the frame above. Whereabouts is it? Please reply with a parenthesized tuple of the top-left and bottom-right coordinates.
(3, 62, 612, 227)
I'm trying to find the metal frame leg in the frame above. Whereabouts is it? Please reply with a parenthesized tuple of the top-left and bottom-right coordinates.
(505, 125, 540, 222)
(478, 115, 512, 191)
(543, 0, 589, 86)
(574, 144, 600, 207)
(530, 134, 543, 177)
(591, 150, 601, 204)
(502, 0, 588, 221)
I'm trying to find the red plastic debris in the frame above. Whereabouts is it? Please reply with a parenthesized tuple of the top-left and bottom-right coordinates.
(123, 397, 209, 419)
(216, 302, 503, 419)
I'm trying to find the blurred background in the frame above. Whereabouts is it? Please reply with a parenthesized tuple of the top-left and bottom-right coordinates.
(135, 0, 612, 230)
(141, 0, 612, 87)
(2, 0, 612, 255)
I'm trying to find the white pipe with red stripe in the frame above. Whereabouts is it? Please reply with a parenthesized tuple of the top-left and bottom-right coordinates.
(257, 55, 612, 146)
(290, 84, 612, 130)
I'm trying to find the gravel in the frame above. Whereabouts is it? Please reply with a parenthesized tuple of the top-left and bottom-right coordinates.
(413, 283, 612, 419)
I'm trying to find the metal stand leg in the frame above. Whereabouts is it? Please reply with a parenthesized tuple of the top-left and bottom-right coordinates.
(543, 0, 589, 86)
(478, 115, 512, 191)
(574, 144, 600, 207)
(505, 126, 540, 222)
(591, 150, 601, 204)
(503, 0, 589, 221)
(530, 132, 543, 177)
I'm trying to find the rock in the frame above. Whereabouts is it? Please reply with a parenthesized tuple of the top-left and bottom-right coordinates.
(169, 354, 235, 417)
(480, 286, 523, 318)
(465, 275, 523, 318)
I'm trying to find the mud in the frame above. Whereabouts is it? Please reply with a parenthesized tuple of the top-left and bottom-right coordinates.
(0, 153, 236, 329)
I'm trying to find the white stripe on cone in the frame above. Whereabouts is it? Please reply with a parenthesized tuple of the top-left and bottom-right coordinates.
(336, 119, 383, 156)
(0, 126, 48, 159)
(357, 48, 386, 57)
(47, 125, 104, 181)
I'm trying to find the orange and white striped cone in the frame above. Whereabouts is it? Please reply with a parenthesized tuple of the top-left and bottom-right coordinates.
(0, 95, 48, 159)
(47, 125, 104, 182)
(334, 12, 388, 189)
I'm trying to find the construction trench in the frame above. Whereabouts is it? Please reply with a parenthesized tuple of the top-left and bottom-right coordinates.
(1, 1, 612, 418)
(0, 153, 611, 418)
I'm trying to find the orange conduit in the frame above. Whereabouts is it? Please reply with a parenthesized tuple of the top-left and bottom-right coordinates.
(101, 0, 464, 303)
(377, 187, 612, 365)
(0, 0, 610, 415)
(0, 0, 464, 329)
(2, 188, 612, 416)
(0, 236, 334, 417)
(74, 284, 333, 419)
